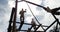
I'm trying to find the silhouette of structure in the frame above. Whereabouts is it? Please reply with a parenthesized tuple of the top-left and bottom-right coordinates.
(7, 0, 60, 32)
(42, 7, 60, 15)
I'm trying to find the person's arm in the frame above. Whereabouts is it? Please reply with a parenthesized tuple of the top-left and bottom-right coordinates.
(24, 11, 26, 12)
(24, 9, 26, 12)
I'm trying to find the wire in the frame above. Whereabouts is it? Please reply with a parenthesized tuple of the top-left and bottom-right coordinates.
(25, 2, 41, 25)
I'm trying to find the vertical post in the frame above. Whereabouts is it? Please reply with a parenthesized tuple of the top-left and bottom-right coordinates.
(7, 7, 15, 32)
(55, 22, 58, 32)
(12, 0, 18, 32)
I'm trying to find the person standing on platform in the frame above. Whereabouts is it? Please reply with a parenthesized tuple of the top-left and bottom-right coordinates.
(18, 8, 26, 30)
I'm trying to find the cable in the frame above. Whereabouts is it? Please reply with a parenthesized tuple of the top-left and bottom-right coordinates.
(25, 2, 41, 25)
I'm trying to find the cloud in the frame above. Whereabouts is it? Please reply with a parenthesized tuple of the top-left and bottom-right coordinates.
(0, 0, 11, 32)
(0, 0, 60, 32)
(36, 0, 47, 11)
(36, 0, 60, 32)
(0, 0, 8, 5)
(46, 0, 60, 8)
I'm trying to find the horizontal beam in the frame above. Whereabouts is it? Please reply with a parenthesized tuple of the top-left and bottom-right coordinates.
(17, 1, 22, 2)
(17, 30, 44, 32)
(16, 22, 49, 27)
(18, 0, 45, 9)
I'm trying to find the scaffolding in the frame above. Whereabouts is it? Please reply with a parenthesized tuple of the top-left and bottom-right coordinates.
(7, 0, 60, 32)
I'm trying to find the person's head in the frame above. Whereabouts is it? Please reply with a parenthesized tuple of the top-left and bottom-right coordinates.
(32, 18, 34, 21)
(12, 7, 15, 9)
(22, 8, 24, 11)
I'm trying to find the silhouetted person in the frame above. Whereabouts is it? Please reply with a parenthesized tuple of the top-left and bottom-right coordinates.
(42, 7, 60, 15)
(18, 9, 26, 30)
(31, 18, 36, 29)
(19, 9, 26, 21)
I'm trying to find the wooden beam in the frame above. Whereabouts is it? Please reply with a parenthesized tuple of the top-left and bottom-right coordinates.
(16, 22, 49, 27)
(12, 0, 18, 32)
(17, 30, 44, 32)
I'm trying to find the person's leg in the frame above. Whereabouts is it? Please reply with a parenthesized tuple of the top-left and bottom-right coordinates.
(18, 21, 24, 30)
(18, 16, 24, 30)
(23, 16, 24, 21)
(18, 23, 22, 30)
(20, 16, 23, 21)
(54, 12, 60, 15)
(20, 16, 22, 21)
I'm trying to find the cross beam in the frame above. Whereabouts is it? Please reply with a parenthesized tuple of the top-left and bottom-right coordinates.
(17, 30, 44, 32)
(44, 14, 60, 32)
(16, 22, 49, 27)
(18, 0, 45, 8)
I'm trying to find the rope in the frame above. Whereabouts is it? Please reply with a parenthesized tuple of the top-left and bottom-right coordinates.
(25, 2, 41, 25)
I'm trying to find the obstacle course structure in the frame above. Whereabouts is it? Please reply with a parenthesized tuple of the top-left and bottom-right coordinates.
(7, 0, 60, 32)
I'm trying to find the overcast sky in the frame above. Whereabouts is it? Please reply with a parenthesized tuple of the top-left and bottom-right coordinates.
(0, 0, 60, 32)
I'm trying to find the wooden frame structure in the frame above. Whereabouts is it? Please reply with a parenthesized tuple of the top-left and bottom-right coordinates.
(7, 0, 60, 32)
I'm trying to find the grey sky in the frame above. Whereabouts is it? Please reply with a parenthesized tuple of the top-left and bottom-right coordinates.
(0, 0, 11, 32)
(0, 0, 60, 32)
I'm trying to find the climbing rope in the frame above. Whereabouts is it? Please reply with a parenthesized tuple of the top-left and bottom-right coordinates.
(25, 2, 41, 25)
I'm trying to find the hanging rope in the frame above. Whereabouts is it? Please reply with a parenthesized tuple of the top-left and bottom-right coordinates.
(25, 2, 41, 25)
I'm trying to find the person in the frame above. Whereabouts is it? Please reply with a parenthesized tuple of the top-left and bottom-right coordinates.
(19, 8, 26, 21)
(42, 7, 60, 15)
(31, 18, 36, 29)
(18, 8, 26, 30)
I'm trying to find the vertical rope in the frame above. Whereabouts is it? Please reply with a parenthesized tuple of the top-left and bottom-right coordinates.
(25, 2, 41, 25)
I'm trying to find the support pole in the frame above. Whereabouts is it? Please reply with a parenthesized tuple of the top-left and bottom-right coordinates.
(55, 22, 58, 32)
(7, 7, 15, 32)
(12, 0, 18, 32)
